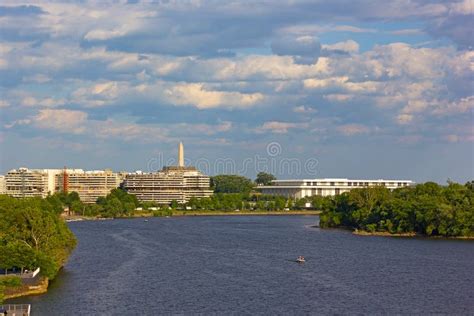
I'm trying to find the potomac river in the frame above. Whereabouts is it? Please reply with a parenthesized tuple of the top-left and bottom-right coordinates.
(9, 216, 474, 314)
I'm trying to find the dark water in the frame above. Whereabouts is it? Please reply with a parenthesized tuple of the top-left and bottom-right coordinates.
(9, 216, 474, 315)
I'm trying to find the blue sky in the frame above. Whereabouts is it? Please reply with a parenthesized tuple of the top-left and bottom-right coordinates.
(0, 0, 473, 183)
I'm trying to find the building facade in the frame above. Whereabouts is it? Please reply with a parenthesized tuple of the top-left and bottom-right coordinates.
(259, 178, 413, 198)
(123, 143, 213, 204)
(5, 167, 120, 202)
(0, 175, 6, 194)
(55, 169, 121, 203)
(4, 168, 62, 198)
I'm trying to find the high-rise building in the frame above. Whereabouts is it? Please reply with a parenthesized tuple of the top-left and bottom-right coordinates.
(55, 169, 121, 203)
(4, 168, 61, 198)
(5, 167, 120, 202)
(123, 143, 213, 204)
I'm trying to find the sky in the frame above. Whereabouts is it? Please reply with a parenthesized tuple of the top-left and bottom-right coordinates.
(0, 0, 473, 183)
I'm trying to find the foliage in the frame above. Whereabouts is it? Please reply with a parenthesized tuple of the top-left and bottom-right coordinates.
(186, 193, 294, 211)
(211, 175, 255, 194)
(76, 188, 141, 218)
(0, 195, 77, 282)
(0, 276, 22, 304)
(319, 181, 474, 237)
(0, 276, 22, 287)
(255, 172, 276, 185)
(152, 207, 173, 217)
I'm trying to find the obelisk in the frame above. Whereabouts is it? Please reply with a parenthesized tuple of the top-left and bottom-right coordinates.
(178, 142, 184, 167)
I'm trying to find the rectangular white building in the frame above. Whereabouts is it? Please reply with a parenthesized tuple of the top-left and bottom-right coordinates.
(259, 178, 414, 198)
(5, 167, 120, 202)
(5, 168, 63, 198)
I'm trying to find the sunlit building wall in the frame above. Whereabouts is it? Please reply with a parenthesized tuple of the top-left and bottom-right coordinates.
(56, 169, 121, 203)
(259, 178, 414, 198)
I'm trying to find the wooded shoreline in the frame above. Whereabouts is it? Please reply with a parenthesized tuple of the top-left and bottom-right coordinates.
(64, 210, 321, 221)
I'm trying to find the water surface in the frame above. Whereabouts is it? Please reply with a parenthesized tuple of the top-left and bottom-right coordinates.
(10, 216, 474, 314)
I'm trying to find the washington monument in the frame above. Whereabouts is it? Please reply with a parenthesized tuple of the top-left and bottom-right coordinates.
(178, 142, 184, 167)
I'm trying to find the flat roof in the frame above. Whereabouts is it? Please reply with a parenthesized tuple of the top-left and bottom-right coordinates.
(271, 178, 414, 182)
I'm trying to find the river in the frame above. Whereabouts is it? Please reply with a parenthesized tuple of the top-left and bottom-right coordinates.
(9, 216, 474, 314)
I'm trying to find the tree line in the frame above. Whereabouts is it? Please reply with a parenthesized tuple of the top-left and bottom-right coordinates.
(318, 181, 474, 237)
(52, 173, 281, 217)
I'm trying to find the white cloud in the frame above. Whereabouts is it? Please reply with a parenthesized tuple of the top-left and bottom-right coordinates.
(72, 81, 125, 107)
(293, 105, 317, 114)
(164, 83, 264, 109)
(396, 114, 414, 125)
(450, 0, 474, 15)
(324, 94, 353, 102)
(33, 109, 88, 134)
(303, 76, 349, 89)
(337, 124, 370, 136)
(258, 121, 309, 134)
(323, 40, 360, 54)
(20, 96, 66, 108)
(433, 96, 474, 116)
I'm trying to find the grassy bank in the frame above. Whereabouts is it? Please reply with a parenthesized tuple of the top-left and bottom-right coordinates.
(65, 210, 321, 221)
(3, 277, 49, 300)
(352, 229, 474, 239)
(172, 210, 321, 216)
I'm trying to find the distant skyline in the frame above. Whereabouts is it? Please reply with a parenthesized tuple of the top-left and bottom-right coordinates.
(0, 1, 473, 183)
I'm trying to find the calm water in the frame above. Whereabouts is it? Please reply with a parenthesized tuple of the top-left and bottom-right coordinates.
(10, 216, 474, 315)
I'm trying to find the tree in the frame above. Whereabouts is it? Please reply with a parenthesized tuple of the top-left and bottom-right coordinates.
(0, 195, 76, 284)
(318, 181, 474, 238)
(170, 200, 179, 209)
(211, 175, 255, 194)
(255, 172, 276, 185)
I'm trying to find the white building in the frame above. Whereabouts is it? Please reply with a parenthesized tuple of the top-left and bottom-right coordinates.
(259, 178, 414, 198)
(5, 168, 63, 198)
(123, 142, 213, 204)
(5, 167, 120, 202)
(0, 175, 6, 194)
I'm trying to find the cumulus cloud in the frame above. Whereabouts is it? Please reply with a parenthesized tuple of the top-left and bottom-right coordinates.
(425, 0, 474, 48)
(164, 83, 264, 109)
(33, 109, 88, 134)
(337, 124, 370, 136)
(0, 0, 472, 180)
(271, 36, 321, 65)
(322, 40, 360, 54)
(258, 121, 309, 134)
(293, 105, 317, 114)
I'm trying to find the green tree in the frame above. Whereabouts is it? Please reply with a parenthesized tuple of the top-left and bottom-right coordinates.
(255, 172, 276, 185)
(0, 195, 76, 282)
(170, 200, 179, 209)
(319, 181, 474, 237)
(211, 175, 255, 194)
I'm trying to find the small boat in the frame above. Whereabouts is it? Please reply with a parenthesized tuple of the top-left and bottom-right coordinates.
(296, 256, 305, 263)
(144, 219, 149, 222)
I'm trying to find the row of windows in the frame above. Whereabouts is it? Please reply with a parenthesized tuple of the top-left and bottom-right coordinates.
(304, 181, 409, 187)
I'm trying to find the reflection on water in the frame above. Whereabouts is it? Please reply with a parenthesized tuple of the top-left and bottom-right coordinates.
(9, 216, 474, 315)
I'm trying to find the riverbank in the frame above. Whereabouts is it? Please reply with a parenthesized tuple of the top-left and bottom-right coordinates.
(172, 210, 321, 216)
(4, 277, 49, 300)
(64, 210, 321, 221)
(313, 226, 474, 239)
(353, 229, 474, 240)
